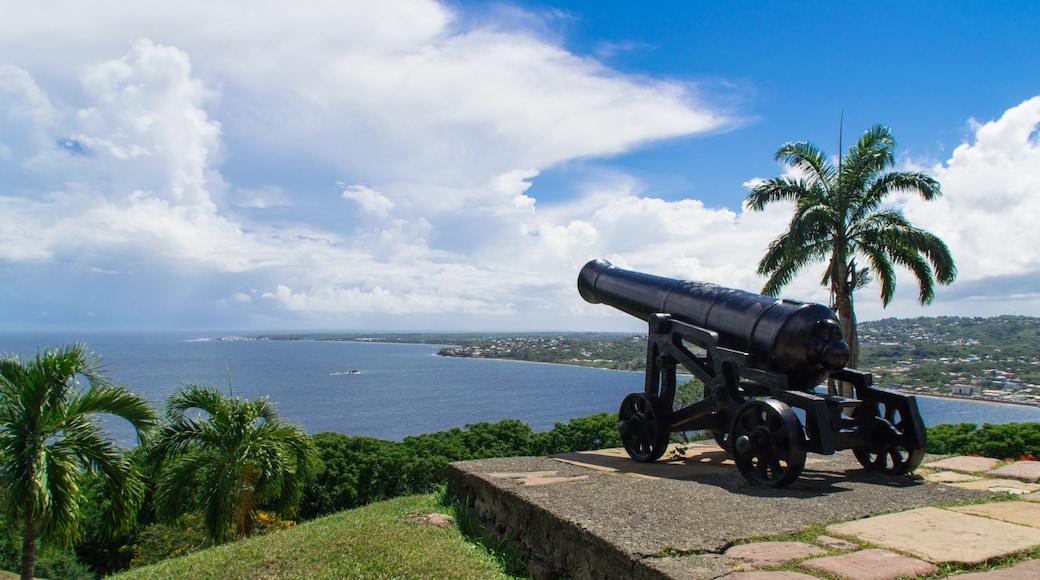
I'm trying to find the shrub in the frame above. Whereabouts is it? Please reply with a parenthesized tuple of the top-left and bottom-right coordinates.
(926, 422, 1040, 460)
(33, 549, 95, 580)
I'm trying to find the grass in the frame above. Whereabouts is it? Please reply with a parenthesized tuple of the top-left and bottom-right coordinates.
(110, 493, 515, 580)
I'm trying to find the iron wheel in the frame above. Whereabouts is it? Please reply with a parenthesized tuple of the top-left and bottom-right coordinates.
(618, 392, 670, 462)
(730, 399, 806, 487)
(853, 400, 926, 475)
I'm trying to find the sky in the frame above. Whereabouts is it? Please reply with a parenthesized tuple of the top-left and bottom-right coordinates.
(1, 1, 1039, 333)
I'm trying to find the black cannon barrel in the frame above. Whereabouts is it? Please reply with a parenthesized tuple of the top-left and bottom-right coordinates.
(577, 259, 849, 390)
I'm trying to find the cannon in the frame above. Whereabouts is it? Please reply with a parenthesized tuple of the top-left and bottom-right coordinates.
(578, 259, 926, 487)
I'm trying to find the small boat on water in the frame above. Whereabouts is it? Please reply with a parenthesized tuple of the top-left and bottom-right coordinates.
(329, 370, 361, 376)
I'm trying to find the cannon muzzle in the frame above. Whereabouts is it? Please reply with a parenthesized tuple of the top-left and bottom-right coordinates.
(578, 259, 848, 390)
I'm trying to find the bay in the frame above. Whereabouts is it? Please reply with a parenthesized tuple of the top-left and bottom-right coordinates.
(2, 331, 1039, 447)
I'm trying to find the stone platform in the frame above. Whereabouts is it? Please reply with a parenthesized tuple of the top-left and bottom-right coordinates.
(446, 443, 1040, 579)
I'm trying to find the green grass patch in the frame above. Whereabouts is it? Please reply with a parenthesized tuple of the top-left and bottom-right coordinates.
(111, 494, 513, 580)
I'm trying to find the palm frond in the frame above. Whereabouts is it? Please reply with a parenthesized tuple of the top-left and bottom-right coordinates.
(864, 171, 942, 210)
(745, 176, 814, 210)
(67, 384, 157, 441)
(859, 241, 898, 304)
(887, 243, 937, 303)
(775, 141, 837, 187)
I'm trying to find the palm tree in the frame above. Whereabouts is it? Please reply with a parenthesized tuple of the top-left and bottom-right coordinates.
(0, 343, 156, 580)
(745, 124, 956, 379)
(149, 384, 317, 544)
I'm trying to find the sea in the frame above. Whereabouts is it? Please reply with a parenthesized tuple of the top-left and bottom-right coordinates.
(2, 331, 1040, 447)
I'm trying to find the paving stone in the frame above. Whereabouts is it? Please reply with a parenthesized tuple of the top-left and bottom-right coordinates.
(554, 442, 833, 482)
(988, 460, 1040, 482)
(923, 470, 980, 483)
(923, 456, 1002, 472)
(945, 558, 1040, 579)
(486, 470, 589, 486)
(985, 486, 1035, 494)
(519, 475, 589, 486)
(800, 548, 937, 580)
(949, 500, 1040, 528)
(949, 477, 1040, 493)
(488, 470, 559, 479)
(552, 443, 736, 480)
(718, 572, 819, 579)
(815, 534, 858, 550)
(725, 541, 826, 570)
(827, 506, 1040, 564)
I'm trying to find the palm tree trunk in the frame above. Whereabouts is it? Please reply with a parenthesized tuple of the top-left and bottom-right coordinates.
(20, 512, 36, 580)
(833, 288, 859, 398)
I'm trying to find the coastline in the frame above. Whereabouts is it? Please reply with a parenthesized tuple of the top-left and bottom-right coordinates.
(237, 333, 1040, 413)
(910, 391, 1040, 409)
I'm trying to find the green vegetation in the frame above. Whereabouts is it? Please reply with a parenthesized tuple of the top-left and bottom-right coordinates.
(0, 384, 620, 577)
(4, 332, 1040, 577)
(437, 333, 647, 370)
(745, 124, 956, 375)
(0, 344, 156, 580)
(148, 385, 317, 544)
(926, 422, 1040, 460)
(859, 316, 1040, 398)
(110, 493, 510, 580)
(302, 413, 621, 518)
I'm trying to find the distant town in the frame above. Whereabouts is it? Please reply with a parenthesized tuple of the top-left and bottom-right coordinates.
(254, 315, 1040, 407)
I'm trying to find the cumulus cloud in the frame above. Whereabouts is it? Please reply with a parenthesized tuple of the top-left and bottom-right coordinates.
(1, 0, 1037, 330)
(0, 65, 58, 161)
(914, 97, 1040, 278)
(341, 185, 395, 218)
(0, 0, 734, 329)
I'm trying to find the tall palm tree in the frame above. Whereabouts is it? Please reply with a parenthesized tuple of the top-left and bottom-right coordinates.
(149, 384, 317, 544)
(0, 343, 156, 580)
(745, 124, 956, 377)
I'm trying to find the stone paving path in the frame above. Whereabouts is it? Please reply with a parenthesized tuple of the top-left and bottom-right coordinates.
(716, 455, 1040, 579)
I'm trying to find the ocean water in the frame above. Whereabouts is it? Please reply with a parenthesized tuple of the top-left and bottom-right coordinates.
(2, 331, 1039, 446)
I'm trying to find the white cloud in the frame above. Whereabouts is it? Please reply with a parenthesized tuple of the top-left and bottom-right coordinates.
(913, 96, 1040, 279)
(341, 185, 395, 218)
(0, 65, 58, 160)
(1, 0, 1038, 330)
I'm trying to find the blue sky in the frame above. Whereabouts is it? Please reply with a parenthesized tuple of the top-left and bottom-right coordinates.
(1, 1, 1038, 332)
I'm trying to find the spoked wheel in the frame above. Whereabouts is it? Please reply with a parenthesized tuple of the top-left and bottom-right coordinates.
(853, 401, 926, 475)
(854, 446, 926, 475)
(712, 430, 733, 454)
(618, 392, 670, 462)
(731, 399, 806, 487)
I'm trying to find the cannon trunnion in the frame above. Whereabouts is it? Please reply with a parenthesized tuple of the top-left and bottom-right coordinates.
(578, 259, 927, 487)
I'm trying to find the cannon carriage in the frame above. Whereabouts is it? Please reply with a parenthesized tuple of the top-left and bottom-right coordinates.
(578, 259, 926, 487)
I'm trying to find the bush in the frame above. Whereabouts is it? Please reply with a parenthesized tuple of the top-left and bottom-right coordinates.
(0, 521, 20, 574)
(129, 514, 211, 568)
(301, 414, 625, 520)
(298, 434, 409, 519)
(927, 422, 1040, 460)
(531, 412, 621, 454)
(34, 550, 95, 580)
